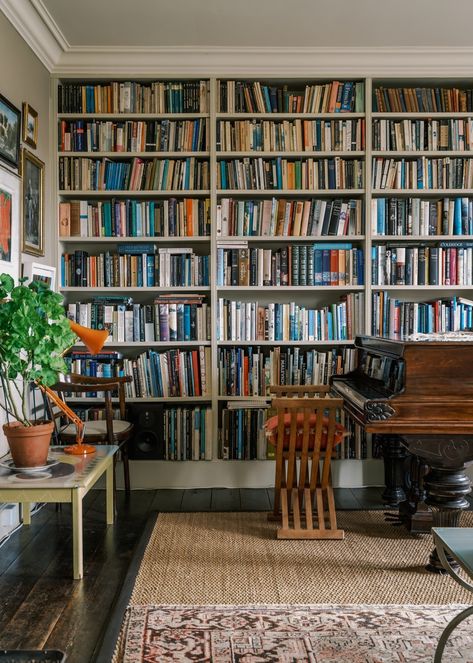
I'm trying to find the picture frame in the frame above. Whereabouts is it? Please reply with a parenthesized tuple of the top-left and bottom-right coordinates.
(0, 166, 20, 279)
(22, 102, 38, 150)
(0, 94, 21, 170)
(21, 149, 44, 256)
(22, 260, 56, 291)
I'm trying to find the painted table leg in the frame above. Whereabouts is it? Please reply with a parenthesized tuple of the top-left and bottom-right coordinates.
(72, 488, 84, 580)
(21, 502, 31, 525)
(106, 460, 114, 525)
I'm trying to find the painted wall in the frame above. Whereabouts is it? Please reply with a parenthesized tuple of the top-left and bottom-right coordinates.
(0, 11, 52, 457)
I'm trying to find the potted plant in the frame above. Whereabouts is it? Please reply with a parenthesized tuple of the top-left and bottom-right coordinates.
(0, 273, 75, 467)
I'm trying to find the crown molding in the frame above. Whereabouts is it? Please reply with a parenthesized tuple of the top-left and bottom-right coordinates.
(0, 0, 65, 71)
(2, 2, 473, 78)
(52, 45, 473, 77)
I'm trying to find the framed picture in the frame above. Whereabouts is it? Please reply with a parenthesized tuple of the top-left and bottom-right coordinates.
(22, 103, 38, 150)
(22, 261, 56, 290)
(22, 149, 44, 256)
(0, 166, 20, 279)
(0, 94, 21, 170)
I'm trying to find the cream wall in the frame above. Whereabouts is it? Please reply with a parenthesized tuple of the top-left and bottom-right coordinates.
(0, 10, 52, 456)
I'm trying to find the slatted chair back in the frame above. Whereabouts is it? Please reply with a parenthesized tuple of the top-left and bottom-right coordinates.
(267, 393, 346, 540)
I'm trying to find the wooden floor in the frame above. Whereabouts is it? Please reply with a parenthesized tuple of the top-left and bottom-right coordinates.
(0, 486, 436, 661)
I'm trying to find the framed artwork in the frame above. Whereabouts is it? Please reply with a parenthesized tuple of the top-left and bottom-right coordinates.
(22, 261, 56, 290)
(22, 103, 38, 150)
(0, 94, 21, 170)
(0, 166, 20, 278)
(21, 149, 44, 256)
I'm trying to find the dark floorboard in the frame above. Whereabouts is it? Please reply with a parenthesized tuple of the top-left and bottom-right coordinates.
(0, 487, 424, 661)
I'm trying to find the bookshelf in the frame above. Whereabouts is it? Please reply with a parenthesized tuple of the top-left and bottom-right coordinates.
(53, 76, 473, 488)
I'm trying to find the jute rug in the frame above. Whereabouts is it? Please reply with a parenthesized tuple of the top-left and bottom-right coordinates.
(129, 511, 473, 604)
(112, 511, 473, 662)
(116, 604, 473, 662)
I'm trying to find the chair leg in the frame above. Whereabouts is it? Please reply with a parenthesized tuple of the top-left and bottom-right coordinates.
(122, 445, 131, 496)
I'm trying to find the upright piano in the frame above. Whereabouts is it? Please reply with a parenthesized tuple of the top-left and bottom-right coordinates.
(331, 335, 473, 571)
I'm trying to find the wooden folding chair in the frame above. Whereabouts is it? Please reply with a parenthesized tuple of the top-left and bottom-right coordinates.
(266, 386, 345, 539)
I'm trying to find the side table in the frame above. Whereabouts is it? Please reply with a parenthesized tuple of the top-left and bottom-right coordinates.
(0, 445, 118, 579)
(432, 527, 473, 662)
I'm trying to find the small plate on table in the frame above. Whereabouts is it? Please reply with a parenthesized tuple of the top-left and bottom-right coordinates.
(0, 458, 59, 473)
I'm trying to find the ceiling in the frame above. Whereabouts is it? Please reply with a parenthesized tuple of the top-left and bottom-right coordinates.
(40, 0, 473, 48)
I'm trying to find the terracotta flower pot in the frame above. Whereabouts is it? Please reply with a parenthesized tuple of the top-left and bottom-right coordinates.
(3, 421, 54, 468)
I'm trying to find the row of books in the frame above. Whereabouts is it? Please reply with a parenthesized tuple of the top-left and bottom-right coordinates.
(217, 346, 358, 397)
(216, 197, 362, 237)
(216, 243, 364, 287)
(217, 80, 365, 114)
(58, 156, 210, 192)
(371, 157, 473, 190)
(58, 80, 210, 114)
(373, 86, 473, 113)
(371, 243, 473, 286)
(58, 118, 209, 153)
(59, 198, 211, 238)
(371, 197, 473, 236)
(216, 294, 364, 341)
(220, 404, 269, 460)
(123, 347, 211, 398)
(65, 352, 122, 388)
(216, 119, 365, 152)
(217, 157, 364, 191)
(67, 295, 211, 343)
(372, 292, 473, 336)
(162, 407, 212, 461)
(372, 119, 473, 152)
(61, 248, 210, 288)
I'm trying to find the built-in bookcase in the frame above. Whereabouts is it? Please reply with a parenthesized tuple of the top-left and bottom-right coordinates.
(53, 76, 473, 488)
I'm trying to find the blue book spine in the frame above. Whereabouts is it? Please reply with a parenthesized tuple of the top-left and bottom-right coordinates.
(322, 249, 330, 285)
(146, 255, 155, 286)
(377, 199, 386, 235)
(274, 304, 282, 341)
(184, 305, 191, 340)
(454, 198, 463, 235)
(276, 158, 282, 189)
(314, 248, 323, 285)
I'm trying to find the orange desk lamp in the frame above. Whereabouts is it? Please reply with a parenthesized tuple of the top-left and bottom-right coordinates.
(37, 321, 109, 455)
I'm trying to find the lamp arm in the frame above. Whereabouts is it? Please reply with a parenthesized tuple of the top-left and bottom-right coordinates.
(36, 382, 84, 445)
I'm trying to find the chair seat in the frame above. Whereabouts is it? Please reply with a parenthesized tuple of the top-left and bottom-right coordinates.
(61, 419, 132, 441)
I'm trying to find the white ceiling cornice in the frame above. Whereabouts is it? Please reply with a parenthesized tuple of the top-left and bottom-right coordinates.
(53, 45, 473, 78)
(0, 0, 66, 71)
(2, 1, 473, 77)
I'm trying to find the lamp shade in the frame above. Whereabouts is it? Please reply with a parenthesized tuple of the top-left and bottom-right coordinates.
(69, 320, 109, 354)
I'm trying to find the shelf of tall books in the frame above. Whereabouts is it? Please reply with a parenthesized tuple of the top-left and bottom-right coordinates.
(54, 76, 473, 489)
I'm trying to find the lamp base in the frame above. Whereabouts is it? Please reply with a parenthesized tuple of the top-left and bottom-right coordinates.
(63, 443, 97, 455)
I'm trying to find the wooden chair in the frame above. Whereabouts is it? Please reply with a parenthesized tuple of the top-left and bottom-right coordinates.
(46, 374, 133, 496)
(266, 385, 345, 539)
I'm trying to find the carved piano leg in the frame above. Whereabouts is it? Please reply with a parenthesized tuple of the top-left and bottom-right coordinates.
(398, 455, 433, 534)
(424, 465, 471, 573)
(400, 435, 473, 573)
(378, 435, 409, 507)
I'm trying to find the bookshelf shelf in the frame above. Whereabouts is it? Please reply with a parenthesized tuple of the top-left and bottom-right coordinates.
(58, 190, 211, 197)
(371, 151, 473, 157)
(371, 189, 473, 196)
(216, 285, 365, 292)
(216, 151, 365, 158)
(216, 235, 365, 242)
(59, 151, 210, 158)
(371, 235, 473, 242)
(216, 189, 365, 196)
(58, 113, 210, 120)
(60, 236, 211, 244)
(216, 112, 366, 120)
(60, 286, 211, 293)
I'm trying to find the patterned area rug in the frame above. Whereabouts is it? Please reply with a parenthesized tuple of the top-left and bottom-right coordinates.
(116, 603, 473, 662)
